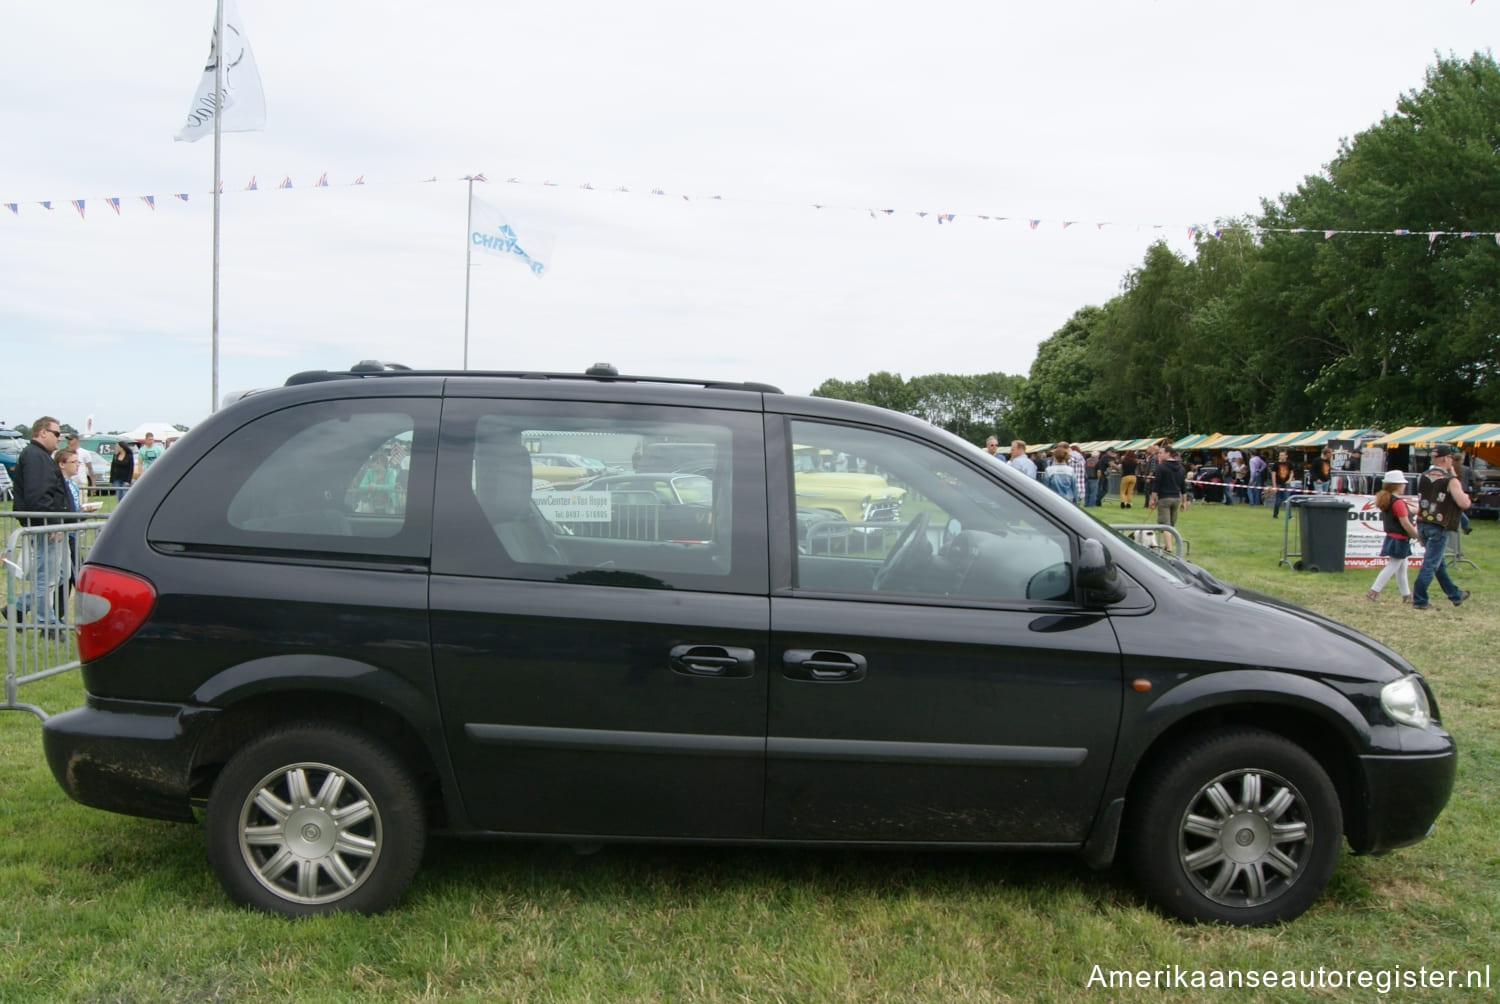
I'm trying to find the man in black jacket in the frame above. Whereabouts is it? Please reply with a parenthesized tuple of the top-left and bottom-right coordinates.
(1149, 446, 1189, 527)
(12, 416, 72, 628)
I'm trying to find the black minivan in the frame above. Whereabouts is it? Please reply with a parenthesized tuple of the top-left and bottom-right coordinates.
(43, 364, 1455, 925)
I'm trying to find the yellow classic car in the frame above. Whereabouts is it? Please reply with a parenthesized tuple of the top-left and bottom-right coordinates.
(793, 470, 906, 523)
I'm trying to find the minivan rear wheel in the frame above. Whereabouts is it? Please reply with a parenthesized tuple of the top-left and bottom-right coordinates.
(205, 723, 425, 916)
(1128, 729, 1342, 926)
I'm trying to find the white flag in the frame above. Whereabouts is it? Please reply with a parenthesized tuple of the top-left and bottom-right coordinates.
(469, 194, 553, 277)
(175, 0, 266, 142)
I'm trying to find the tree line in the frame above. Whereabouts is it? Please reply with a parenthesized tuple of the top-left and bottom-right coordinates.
(814, 52, 1500, 445)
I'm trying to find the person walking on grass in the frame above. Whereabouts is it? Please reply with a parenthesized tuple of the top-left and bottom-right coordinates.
(1367, 470, 1417, 604)
(1411, 444, 1471, 611)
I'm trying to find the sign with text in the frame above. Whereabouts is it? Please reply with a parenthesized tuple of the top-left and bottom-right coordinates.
(533, 492, 611, 523)
(1343, 494, 1425, 569)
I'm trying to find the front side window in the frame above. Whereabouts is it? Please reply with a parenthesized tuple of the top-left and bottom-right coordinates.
(787, 420, 1074, 602)
(432, 400, 766, 592)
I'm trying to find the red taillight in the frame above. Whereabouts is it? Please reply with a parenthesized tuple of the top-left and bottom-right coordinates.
(75, 565, 157, 662)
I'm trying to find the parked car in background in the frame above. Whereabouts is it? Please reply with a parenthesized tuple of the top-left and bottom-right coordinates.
(42, 361, 1455, 927)
(1470, 458, 1500, 518)
(563, 472, 715, 541)
(529, 452, 603, 487)
(0, 428, 25, 474)
(77, 435, 122, 483)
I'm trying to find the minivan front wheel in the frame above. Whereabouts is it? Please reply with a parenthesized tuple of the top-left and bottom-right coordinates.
(205, 723, 426, 916)
(1128, 729, 1342, 925)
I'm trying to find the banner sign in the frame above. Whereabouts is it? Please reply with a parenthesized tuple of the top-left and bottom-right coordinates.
(1343, 494, 1425, 569)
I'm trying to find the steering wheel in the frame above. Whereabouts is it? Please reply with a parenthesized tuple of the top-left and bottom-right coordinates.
(873, 511, 930, 591)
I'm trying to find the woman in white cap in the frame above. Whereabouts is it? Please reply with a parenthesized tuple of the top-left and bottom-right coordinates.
(1367, 470, 1418, 602)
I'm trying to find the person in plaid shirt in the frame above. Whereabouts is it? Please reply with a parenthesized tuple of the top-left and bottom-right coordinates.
(1068, 444, 1087, 506)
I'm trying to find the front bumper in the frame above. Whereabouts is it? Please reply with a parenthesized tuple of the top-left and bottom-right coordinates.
(42, 699, 212, 823)
(1353, 741, 1457, 854)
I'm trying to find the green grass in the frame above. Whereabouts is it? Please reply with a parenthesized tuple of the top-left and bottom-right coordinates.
(2, 504, 1497, 1002)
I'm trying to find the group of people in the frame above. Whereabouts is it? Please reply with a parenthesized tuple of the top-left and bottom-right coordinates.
(1366, 444, 1473, 610)
(981, 438, 1193, 527)
(6, 418, 166, 631)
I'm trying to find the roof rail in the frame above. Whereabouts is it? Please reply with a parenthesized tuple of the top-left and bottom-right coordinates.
(283, 362, 782, 394)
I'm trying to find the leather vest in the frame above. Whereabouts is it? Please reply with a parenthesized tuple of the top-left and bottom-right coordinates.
(1416, 469, 1459, 531)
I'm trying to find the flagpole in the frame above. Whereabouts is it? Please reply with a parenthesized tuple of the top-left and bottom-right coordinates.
(463, 176, 474, 370)
(211, 0, 224, 412)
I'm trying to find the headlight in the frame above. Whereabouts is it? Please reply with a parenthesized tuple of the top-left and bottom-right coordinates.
(1381, 675, 1432, 729)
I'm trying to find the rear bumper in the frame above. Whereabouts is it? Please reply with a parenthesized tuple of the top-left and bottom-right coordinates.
(1353, 744, 1456, 854)
(42, 699, 212, 823)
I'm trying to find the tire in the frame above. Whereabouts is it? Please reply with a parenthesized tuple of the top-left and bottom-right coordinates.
(205, 722, 426, 917)
(1127, 728, 1342, 926)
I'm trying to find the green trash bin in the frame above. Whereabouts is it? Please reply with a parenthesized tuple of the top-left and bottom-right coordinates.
(1291, 495, 1353, 572)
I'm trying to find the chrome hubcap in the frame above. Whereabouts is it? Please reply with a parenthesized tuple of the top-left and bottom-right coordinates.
(1178, 768, 1311, 906)
(238, 762, 382, 905)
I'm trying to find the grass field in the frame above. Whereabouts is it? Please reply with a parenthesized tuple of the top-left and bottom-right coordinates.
(2, 502, 1495, 1002)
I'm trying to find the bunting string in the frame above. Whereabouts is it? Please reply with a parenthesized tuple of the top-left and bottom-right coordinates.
(4, 171, 1498, 246)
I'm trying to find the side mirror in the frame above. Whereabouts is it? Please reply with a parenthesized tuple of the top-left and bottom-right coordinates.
(1077, 538, 1127, 604)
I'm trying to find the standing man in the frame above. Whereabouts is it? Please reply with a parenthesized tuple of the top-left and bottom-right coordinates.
(1149, 446, 1189, 527)
(1247, 450, 1267, 506)
(983, 436, 1002, 461)
(1067, 443, 1087, 507)
(12, 416, 72, 630)
(1007, 440, 1037, 480)
(64, 433, 101, 491)
(1138, 444, 1159, 508)
(137, 432, 165, 475)
(1411, 444, 1471, 610)
(1271, 451, 1295, 518)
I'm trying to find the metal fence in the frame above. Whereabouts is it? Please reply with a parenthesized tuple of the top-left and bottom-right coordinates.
(3, 512, 110, 720)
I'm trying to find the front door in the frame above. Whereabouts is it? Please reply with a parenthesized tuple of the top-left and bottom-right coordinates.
(764, 416, 1123, 842)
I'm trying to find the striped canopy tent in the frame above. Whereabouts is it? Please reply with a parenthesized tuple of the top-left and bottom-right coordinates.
(1369, 423, 1500, 466)
(1243, 431, 1309, 449)
(1171, 433, 1213, 450)
(1197, 432, 1263, 450)
(1021, 442, 1058, 454)
(1282, 428, 1381, 448)
(1116, 436, 1168, 451)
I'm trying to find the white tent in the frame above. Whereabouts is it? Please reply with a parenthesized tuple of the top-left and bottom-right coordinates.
(122, 422, 184, 443)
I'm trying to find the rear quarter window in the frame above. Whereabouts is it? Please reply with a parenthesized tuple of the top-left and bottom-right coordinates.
(147, 398, 438, 559)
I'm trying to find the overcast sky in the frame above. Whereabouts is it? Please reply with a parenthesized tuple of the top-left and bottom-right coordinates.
(2, 1, 1493, 434)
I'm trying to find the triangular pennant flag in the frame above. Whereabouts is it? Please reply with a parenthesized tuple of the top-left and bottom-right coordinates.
(278, 176, 293, 189)
(351, 175, 364, 185)
(462, 173, 487, 182)
(1393, 229, 1410, 235)
(106, 197, 121, 214)
(40, 201, 54, 210)
(1187, 226, 1199, 238)
(72, 200, 86, 219)
(315, 173, 328, 187)
(1428, 231, 1441, 246)
(175, 193, 190, 202)
(1062, 221, 1074, 229)
(1028, 219, 1040, 229)
(1324, 230, 1336, 239)
(245, 176, 258, 190)
(5, 203, 17, 215)
(140, 195, 156, 211)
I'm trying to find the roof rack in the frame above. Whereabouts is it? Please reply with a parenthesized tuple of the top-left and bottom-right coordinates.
(283, 362, 782, 394)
